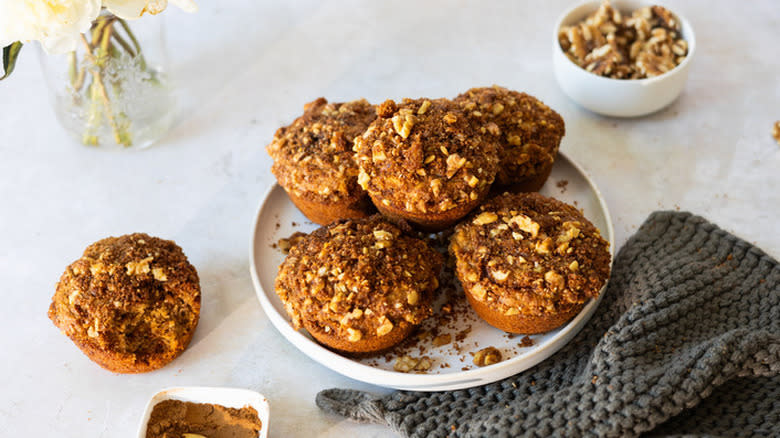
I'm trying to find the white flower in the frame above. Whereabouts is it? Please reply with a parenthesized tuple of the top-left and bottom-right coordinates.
(103, 0, 197, 20)
(0, 0, 102, 53)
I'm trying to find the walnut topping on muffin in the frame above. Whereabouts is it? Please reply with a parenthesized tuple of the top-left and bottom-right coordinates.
(267, 97, 376, 204)
(455, 86, 565, 189)
(274, 215, 442, 353)
(355, 98, 500, 218)
(48, 233, 201, 373)
(450, 193, 610, 333)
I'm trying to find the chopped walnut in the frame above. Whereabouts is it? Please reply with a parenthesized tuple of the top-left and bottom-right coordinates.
(443, 112, 458, 124)
(406, 289, 419, 305)
(376, 316, 394, 337)
(535, 237, 553, 255)
(446, 154, 467, 179)
(473, 212, 498, 225)
(508, 214, 540, 238)
(392, 109, 417, 139)
(473, 346, 502, 367)
(125, 256, 153, 276)
(559, 0, 688, 79)
(152, 267, 168, 282)
(773, 121, 780, 145)
(544, 270, 565, 291)
(277, 232, 306, 254)
(394, 355, 432, 372)
(491, 269, 509, 282)
(471, 283, 487, 301)
(432, 333, 452, 347)
(558, 221, 581, 243)
(346, 327, 363, 342)
(372, 229, 395, 250)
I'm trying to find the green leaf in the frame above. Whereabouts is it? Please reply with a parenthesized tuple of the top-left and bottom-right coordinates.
(1, 42, 23, 81)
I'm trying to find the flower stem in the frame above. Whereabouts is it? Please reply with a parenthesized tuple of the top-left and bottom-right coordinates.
(90, 15, 114, 50)
(110, 30, 136, 58)
(80, 33, 131, 146)
(117, 18, 147, 71)
(68, 52, 77, 84)
(83, 79, 102, 146)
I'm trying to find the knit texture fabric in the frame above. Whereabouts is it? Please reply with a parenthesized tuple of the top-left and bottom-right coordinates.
(316, 211, 780, 437)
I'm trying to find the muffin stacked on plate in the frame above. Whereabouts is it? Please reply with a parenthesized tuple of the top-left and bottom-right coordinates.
(267, 86, 610, 353)
(450, 193, 611, 333)
(267, 98, 377, 225)
(275, 216, 442, 353)
(355, 98, 500, 230)
(455, 86, 565, 193)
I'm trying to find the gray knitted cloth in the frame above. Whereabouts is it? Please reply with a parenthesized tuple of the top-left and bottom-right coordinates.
(316, 211, 780, 437)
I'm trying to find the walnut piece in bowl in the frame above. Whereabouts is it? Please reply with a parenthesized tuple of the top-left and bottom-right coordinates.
(552, 0, 695, 117)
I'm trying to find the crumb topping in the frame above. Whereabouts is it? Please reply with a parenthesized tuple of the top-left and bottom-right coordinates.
(267, 98, 377, 203)
(354, 98, 500, 214)
(275, 216, 442, 343)
(450, 193, 610, 317)
(455, 86, 565, 186)
(48, 233, 200, 361)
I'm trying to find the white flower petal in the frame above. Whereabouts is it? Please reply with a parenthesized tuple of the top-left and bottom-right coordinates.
(41, 33, 82, 54)
(169, 0, 198, 13)
(144, 0, 168, 15)
(103, 0, 150, 19)
(0, 0, 102, 54)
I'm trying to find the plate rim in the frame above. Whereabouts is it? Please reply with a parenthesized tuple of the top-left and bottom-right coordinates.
(249, 151, 614, 391)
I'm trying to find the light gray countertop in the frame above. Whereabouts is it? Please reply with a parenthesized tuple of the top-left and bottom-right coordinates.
(0, 1, 778, 436)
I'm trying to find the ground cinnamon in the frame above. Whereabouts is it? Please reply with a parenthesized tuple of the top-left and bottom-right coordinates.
(146, 400, 262, 438)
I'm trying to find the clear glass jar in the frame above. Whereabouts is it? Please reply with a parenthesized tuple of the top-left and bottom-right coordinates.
(38, 11, 176, 149)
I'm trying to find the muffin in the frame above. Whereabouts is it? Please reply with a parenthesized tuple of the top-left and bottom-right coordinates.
(267, 97, 377, 225)
(48, 233, 201, 373)
(354, 98, 501, 231)
(450, 193, 610, 334)
(275, 215, 442, 354)
(455, 86, 565, 192)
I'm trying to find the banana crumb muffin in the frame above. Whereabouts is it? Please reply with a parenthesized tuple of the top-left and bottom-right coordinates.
(450, 193, 610, 334)
(275, 216, 442, 353)
(455, 86, 565, 192)
(355, 98, 500, 231)
(49, 233, 201, 373)
(267, 97, 377, 225)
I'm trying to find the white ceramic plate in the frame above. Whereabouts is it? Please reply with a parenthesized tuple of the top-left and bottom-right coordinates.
(136, 387, 270, 438)
(249, 152, 614, 391)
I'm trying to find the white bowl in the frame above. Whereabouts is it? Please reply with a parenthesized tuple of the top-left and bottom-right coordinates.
(552, 0, 696, 117)
(136, 386, 270, 438)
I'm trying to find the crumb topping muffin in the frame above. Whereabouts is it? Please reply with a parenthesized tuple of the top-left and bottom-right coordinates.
(354, 98, 500, 229)
(267, 97, 377, 224)
(455, 86, 565, 189)
(48, 233, 201, 373)
(450, 192, 610, 333)
(275, 215, 442, 353)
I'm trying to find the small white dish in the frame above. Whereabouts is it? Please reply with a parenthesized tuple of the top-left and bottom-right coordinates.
(552, 0, 696, 117)
(249, 152, 614, 391)
(136, 386, 269, 438)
